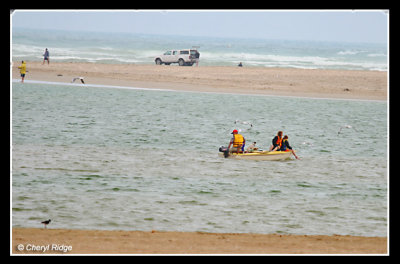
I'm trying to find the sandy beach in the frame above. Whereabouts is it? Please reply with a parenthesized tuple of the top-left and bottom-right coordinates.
(12, 228, 387, 254)
(12, 61, 387, 101)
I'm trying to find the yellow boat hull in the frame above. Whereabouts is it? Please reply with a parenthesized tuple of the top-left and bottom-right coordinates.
(218, 151, 293, 161)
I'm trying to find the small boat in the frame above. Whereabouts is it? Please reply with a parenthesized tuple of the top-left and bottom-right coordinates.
(218, 147, 293, 161)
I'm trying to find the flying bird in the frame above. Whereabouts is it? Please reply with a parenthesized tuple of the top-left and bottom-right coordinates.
(338, 125, 358, 134)
(234, 120, 253, 127)
(71, 77, 85, 84)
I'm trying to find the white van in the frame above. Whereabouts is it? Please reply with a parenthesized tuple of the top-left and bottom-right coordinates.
(155, 49, 200, 66)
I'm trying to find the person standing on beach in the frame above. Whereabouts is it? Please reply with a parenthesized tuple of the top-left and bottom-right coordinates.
(43, 48, 50, 64)
(18, 61, 26, 83)
(195, 50, 200, 66)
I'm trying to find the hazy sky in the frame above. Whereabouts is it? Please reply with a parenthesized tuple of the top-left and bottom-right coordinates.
(11, 10, 388, 43)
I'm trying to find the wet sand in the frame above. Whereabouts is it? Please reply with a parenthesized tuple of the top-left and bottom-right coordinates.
(12, 228, 387, 255)
(12, 62, 387, 101)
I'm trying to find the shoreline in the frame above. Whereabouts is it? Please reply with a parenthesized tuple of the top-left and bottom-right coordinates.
(11, 61, 387, 101)
(11, 79, 386, 103)
(12, 228, 388, 254)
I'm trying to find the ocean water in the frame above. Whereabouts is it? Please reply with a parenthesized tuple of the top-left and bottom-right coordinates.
(12, 81, 387, 236)
(12, 28, 387, 71)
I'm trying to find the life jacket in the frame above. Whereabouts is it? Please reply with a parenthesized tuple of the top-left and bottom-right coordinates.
(275, 136, 282, 147)
(281, 139, 288, 151)
(233, 134, 244, 147)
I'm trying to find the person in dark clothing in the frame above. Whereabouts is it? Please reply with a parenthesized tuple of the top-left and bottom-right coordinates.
(280, 135, 292, 151)
(280, 135, 300, 159)
(269, 131, 283, 151)
(43, 48, 50, 64)
(195, 50, 200, 66)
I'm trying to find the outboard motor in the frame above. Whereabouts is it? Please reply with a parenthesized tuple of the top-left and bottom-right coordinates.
(219, 146, 230, 158)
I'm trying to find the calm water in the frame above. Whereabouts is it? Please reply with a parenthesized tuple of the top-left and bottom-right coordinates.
(12, 28, 387, 71)
(12, 82, 387, 236)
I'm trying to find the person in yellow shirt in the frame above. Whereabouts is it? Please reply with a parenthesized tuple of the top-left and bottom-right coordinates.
(18, 61, 26, 83)
(228, 129, 246, 154)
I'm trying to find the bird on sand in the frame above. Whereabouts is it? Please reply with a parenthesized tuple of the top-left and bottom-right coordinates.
(41, 219, 51, 229)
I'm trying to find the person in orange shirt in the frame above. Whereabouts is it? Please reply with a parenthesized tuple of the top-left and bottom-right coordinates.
(269, 131, 283, 151)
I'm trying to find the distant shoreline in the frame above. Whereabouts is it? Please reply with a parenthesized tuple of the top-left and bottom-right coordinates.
(12, 228, 387, 254)
(12, 61, 387, 101)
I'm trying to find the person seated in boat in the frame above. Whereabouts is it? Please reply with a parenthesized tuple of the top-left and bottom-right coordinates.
(245, 142, 258, 153)
(280, 135, 292, 152)
(228, 129, 246, 154)
(269, 131, 283, 151)
(280, 135, 300, 159)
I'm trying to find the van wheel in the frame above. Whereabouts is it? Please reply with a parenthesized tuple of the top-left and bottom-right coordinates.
(178, 59, 185, 66)
(155, 58, 162, 65)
